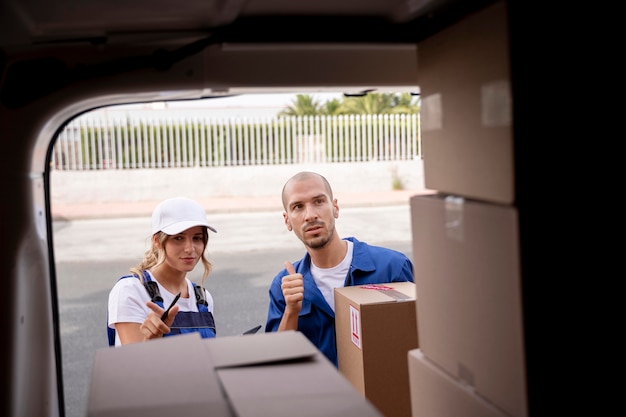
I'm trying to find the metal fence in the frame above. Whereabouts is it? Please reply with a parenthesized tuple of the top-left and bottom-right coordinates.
(51, 113, 420, 171)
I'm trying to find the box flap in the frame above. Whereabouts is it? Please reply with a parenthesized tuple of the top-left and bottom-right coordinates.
(204, 330, 318, 368)
(217, 352, 382, 417)
(87, 333, 230, 417)
(88, 331, 382, 417)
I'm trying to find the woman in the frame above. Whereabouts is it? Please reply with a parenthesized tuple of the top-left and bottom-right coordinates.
(107, 197, 218, 346)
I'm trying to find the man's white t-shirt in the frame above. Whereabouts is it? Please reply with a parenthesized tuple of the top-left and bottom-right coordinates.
(311, 240, 354, 311)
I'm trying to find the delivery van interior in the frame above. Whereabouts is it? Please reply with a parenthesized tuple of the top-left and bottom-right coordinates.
(0, 0, 586, 416)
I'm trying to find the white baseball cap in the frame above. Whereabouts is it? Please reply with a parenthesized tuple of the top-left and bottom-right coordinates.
(151, 197, 217, 235)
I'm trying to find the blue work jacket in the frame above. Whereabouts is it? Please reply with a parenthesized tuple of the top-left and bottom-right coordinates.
(265, 237, 415, 367)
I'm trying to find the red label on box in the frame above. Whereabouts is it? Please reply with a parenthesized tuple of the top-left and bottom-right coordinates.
(360, 284, 394, 290)
(349, 305, 361, 349)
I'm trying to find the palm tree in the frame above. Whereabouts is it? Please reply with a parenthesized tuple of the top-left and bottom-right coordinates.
(389, 93, 420, 114)
(321, 98, 342, 115)
(336, 93, 419, 115)
(277, 92, 419, 117)
(277, 94, 323, 116)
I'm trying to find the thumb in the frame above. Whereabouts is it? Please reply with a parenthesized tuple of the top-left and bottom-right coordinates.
(285, 261, 296, 275)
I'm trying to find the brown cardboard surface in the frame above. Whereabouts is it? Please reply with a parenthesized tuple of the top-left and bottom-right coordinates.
(87, 333, 229, 417)
(88, 331, 383, 417)
(419, 1, 514, 204)
(205, 330, 319, 367)
(408, 349, 508, 417)
(218, 356, 381, 417)
(335, 282, 418, 417)
(410, 194, 526, 417)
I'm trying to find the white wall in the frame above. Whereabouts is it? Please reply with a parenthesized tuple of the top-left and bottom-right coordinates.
(51, 160, 425, 204)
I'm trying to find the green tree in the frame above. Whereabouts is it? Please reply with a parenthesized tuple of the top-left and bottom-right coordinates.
(337, 92, 419, 115)
(277, 92, 419, 117)
(277, 94, 323, 116)
(322, 98, 342, 115)
(389, 92, 420, 114)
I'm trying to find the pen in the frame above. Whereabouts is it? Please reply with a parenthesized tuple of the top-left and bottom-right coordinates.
(160, 292, 181, 321)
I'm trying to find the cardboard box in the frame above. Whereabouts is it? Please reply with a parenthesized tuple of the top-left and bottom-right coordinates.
(419, 1, 514, 204)
(410, 194, 526, 417)
(87, 331, 383, 417)
(335, 282, 418, 417)
(408, 349, 509, 417)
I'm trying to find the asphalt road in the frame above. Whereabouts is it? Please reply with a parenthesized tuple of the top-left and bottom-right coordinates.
(53, 205, 413, 417)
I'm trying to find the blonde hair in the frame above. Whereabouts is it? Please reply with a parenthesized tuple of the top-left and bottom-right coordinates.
(130, 228, 212, 286)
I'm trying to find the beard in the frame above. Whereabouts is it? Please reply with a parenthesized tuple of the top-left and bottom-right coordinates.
(301, 221, 335, 250)
(305, 234, 332, 249)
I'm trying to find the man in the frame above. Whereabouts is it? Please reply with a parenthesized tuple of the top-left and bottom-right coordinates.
(265, 171, 414, 366)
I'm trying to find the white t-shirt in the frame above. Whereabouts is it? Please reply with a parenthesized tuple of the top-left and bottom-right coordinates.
(311, 240, 354, 311)
(107, 271, 214, 346)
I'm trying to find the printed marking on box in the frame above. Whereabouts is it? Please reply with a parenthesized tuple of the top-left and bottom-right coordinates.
(350, 305, 362, 349)
(359, 284, 413, 301)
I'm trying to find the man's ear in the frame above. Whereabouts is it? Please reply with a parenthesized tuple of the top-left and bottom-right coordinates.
(283, 213, 293, 231)
(333, 199, 339, 218)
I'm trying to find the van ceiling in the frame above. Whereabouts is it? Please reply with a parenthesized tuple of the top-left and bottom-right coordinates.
(0, 0, 497, 46)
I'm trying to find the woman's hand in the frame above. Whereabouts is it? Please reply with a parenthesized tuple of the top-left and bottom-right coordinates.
(139, 301, 179, 341)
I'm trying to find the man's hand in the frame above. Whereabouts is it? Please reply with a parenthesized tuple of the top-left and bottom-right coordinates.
(278, 261, 303, 331)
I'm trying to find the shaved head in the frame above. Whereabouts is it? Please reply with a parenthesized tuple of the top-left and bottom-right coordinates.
(282, 171, 333, 210)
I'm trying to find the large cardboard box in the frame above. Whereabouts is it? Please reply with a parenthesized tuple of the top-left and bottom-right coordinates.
(418, 1, 514, 204)
(87, 331, 383, 417)
(408, 349, 509, 417)
(410, 194, 526, 417)
(335, 282, 418, 417)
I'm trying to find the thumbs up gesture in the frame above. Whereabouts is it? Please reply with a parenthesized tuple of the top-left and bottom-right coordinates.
(281, 261, 304, 313)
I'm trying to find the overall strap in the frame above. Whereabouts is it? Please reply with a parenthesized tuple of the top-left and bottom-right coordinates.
(193, 283, 208, 312)
(141, 270, 164, 307)
(144, 271, 206, 312)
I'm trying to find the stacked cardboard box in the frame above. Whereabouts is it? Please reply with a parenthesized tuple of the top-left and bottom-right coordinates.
(409, 1, 527, 417)
(419, 0, 514, 206)
(409, 194, 525, 417)
(408, 349, 510, 417)
(87, 331, 383, 417)
(335, 282, 418, 417)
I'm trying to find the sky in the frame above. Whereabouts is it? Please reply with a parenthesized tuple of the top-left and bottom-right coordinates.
(95, 92, 344, 119)
(171, 93, 342, 108)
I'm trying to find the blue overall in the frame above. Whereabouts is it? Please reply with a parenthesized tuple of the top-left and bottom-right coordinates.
(107, 271, 216, 346)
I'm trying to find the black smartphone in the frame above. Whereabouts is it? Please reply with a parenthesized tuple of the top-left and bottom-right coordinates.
(242, 325, 262, 335)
